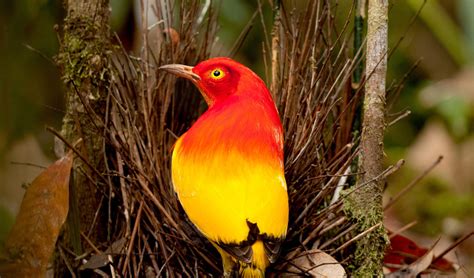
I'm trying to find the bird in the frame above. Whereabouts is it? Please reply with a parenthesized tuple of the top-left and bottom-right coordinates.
(160, 57, 289, 277)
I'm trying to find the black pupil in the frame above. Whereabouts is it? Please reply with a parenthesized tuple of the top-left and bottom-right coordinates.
(213, 70, 221, 77)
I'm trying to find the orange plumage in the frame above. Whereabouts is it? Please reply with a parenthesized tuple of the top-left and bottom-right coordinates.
(161, 57, 288, 277)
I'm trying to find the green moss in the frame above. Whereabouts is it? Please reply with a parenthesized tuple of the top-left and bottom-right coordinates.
(342, 188, 388, 276)
(56, 16, 110, 94)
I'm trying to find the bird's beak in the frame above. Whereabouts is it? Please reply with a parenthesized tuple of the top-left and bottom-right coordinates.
(159, 64, 201, 82)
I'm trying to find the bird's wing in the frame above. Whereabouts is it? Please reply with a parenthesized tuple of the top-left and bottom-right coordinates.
(261, 235, 284, 263)
(214, 220, 284, 264)
(216, 241, 253, 264)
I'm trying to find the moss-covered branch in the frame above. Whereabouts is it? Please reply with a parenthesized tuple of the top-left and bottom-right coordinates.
(55, 0, 111, 275)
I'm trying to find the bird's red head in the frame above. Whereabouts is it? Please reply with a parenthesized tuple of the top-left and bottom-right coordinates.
(160, 57, 271, 106)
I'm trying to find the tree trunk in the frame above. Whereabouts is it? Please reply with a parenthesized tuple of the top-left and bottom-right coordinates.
(346, 0, 389, 275)
(55, 0, 111, 274)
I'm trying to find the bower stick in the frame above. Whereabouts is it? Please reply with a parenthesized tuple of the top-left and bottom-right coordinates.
(270, 0, 281, 97)
(345, 0, 389, 275)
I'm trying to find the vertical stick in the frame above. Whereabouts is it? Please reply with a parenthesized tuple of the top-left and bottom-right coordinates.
(353, 0, 366, 88)
(363, 1, 388, 184)
(56, 0, 111, 275)
(347, 0, 389, 275)
(270, 0, 281, 99)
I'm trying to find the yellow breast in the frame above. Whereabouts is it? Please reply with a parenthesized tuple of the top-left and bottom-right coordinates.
(171, 135, 288, 244)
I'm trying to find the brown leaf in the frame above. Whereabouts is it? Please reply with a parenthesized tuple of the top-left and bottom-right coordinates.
(284, 249, 346, 277)
(384, 233, 457, 274)
(385, 236, 443, 278)
(385, 250, 434, 278)
(0, 152, 73, 277)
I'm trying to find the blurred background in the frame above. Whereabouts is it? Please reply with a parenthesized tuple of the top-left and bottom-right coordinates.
(1, 0, 473, 272)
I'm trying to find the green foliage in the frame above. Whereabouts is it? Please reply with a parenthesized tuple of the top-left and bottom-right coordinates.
(435, 96, 471, 139)
(0, 1, 63, 156)
(407, 0, 468, 66)
(390, 173, 474, 236)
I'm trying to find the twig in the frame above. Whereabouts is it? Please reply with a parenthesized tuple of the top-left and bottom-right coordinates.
(23, 43, 55, 64)
(342, 159, 405, 200)
(330, 166, 351, 205)
(384, 156, 443, 210)
(122, 201, 143, 276)
(432, 231, 474, 264)
(58, 245, 77, 278)
(46, 126, 108, 184)
(381, 159, 405, 179)
(80, 231, 102, 254)
(9, 161, 47, 169)
(270, 0, 281, 96)
(388, 220, 418, 238)
(319, 224, 357, 250)
(229, 10, 258, 57)
(331, 222, 383, 255)
(388, 110, 411, 126)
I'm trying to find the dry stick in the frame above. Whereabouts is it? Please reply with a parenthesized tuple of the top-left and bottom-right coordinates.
(228, 9, 258, 57)
(384, 156, 443, 210)
(387, 110, 411, 126)
(388, 220, 418, 239)
(135, 240, 146, 278)
(122, 201, 144, 276)
(386, 1, 426, 63)
(141, 234, 160, 276)
(80, 231, 102, 254)
(157, 249, 177, 277)
(115, 151, 131, 236)
(319, 224, 357, 250)
(46, 127, 109, 185)
(382, 159, 405, 179)
(302, 218, 329, 246)
(103, 92, 114, 243)
(318, 217, 347, 237)
(387, 59, 421, 111)
(109, 264, 117, 278)
(86, 194, 106, 239)
(432, 231, 474, 264)
(10, 161, 47, 169)
(283, 209, 345, 267)
(137, 177, 182, 236)
(270, 0, 281, 97)
(143, 204, 172, 273)
(330, 222, 383, 255)
(58, 245, 77, 278)
(343, 159, 405, 201)
(293, 165, 344, 225)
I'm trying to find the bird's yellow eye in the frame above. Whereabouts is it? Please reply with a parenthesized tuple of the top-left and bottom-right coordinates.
(210, 68, 225, 80)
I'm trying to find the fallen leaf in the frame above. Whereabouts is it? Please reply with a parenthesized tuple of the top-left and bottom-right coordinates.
(385, 250, 434, 278)
(0, 152, 73, 277)
(384, 235, 456, 273)
(284, 249, 346, 277)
